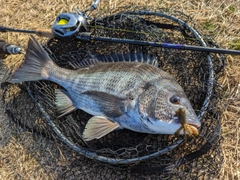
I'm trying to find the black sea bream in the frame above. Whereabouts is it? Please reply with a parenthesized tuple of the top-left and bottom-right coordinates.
(8, 35, 200, 141)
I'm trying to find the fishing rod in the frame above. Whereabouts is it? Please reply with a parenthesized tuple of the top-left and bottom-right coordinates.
(2, 24, 239, 55)
(76, 32, 240, 55)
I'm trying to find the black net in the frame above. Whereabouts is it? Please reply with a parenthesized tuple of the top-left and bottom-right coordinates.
(1, 7, 225, 179)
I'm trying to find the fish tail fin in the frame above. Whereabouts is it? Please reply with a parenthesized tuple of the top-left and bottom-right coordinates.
(8, 35, 53, 83)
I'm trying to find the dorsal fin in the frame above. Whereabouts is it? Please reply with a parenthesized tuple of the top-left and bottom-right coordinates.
(69, 57, 100, 69)
(68, 52, 159, 69)
(89, 52, 159, 67)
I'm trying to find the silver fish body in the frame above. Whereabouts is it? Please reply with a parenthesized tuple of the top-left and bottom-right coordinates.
(9, 35, 200, 141)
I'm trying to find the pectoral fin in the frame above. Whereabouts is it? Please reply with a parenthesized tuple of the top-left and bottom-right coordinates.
(55, 89, 76, 117)
(83, 116, 120, 141)
(82, 91, 127, 118)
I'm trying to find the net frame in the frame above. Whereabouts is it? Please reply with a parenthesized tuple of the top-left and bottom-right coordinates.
(27, 10, 214, 164)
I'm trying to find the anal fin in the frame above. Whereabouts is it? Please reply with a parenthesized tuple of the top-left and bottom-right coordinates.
(55, 89, 76, 117)
(83, 116, 120, 141)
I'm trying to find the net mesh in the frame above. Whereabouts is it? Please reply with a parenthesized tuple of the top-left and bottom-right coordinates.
(1, 7, 225, 179)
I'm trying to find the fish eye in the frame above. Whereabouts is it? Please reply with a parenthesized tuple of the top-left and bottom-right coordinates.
(170, 95, 180, 104)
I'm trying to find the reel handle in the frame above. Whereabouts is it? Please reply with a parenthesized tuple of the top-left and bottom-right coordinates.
(90, 0, 101, 11)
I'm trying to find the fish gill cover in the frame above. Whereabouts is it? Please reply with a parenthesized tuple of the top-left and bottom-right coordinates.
(1, 7, 225, 179)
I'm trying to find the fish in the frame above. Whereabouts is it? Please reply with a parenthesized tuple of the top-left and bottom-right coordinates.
(8, 35, 201, 141)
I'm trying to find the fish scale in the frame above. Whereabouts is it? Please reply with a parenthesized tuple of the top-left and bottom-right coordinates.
(47, 62, 160, 98)
(83, 63, 167, 95)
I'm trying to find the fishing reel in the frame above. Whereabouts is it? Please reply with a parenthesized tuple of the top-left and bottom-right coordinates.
(52, 8, 88, 40)
(52, 0, 100, 40)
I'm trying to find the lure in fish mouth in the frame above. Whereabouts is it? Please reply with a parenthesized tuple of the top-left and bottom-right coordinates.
(7, 35, 201, 141)
(173, 108, 200, 136)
